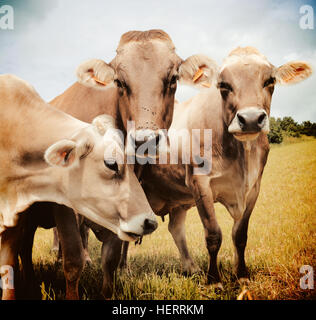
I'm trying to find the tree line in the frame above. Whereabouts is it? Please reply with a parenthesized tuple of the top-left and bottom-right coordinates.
(268, 117, 316, 144)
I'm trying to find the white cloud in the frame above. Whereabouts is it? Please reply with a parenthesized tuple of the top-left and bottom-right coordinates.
(0, 0, 315, 122)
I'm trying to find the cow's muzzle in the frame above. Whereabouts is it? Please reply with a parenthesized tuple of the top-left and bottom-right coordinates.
(228, 107, 269, 141)
(118, 214, 158, 241)
(126, 129, 169, 160)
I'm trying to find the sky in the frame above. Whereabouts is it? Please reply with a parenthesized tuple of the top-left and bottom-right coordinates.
(0, 0, 315, 123)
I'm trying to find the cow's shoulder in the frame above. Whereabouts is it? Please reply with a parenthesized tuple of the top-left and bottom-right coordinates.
(0, 74, 42, 105)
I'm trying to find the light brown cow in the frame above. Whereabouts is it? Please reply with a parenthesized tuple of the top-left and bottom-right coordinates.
(15, 29, 216, 299)
(0, 74, 157, 300)
(122, 47, 312, 288)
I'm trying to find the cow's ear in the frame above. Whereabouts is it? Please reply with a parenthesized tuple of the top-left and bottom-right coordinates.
(92, 114, 116, 136)
(44, 140, 78, 168)
(179, 54, 218, 88)
(275, 61, 312, 85)
(76, 59, 115, 89)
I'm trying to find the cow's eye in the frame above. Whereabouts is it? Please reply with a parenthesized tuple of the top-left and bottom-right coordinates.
(263, 77, 276, 88)
(115, 79, 123, 88)
(218, 81, 233, 92)
(170, 75, 178, 86)
(104, 159, 119, 172)
(115, 79, 131, 95)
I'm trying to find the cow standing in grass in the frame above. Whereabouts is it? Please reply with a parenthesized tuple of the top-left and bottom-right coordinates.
(121, 47, 312, 287)
(0, 75, 157, 300)
(16, 29, 215, 299)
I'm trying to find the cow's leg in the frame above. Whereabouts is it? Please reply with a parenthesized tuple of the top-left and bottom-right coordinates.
(53, 206, 85, 300)
(18, 219, 39, 299)
(186, 170, 222, 287)
(79, 221, 92, 265)
(168, 207, 199, 274)
(231, 183, 260, 282)
(89, 225, 122, 299)
(0, 225, 21, 300)
(52, 228, 59, 253)
(118, 241, 129, 269)
(196, 198, 222, 287)
(100, 232, 122, 299)
(52, 228, 62, 262)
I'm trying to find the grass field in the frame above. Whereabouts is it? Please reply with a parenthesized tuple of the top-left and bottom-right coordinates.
(20, 137, 316, 299)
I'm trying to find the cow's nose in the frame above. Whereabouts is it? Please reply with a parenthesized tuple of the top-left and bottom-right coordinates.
(143, 218, 158, 235)
(134, 132, 161, 149)
(237, 110, 267, 132)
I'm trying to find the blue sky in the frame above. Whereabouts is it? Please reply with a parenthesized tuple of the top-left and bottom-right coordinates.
(0, 0, 315, 122)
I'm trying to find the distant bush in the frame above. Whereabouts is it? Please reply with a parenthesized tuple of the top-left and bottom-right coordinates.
(300, 121, 316, 137)
(268, 117, 283, 144)
(268, 116, 316, 144)
(280, 116, 301, 138)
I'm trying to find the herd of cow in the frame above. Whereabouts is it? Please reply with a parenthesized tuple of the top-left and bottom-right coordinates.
(0, 29, 312, 300)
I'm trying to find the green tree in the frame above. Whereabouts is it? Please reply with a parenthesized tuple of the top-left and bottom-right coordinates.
(300, 121, 316, 136)
(268, 117, 283, 144)
(280, 116, 300, 137)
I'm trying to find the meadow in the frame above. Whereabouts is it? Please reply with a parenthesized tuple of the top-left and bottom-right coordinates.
(15, 136, 316, 300)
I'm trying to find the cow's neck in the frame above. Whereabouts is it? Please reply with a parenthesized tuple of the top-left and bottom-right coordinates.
(242, 140, 254, 195)
(221, 120, 263, 194)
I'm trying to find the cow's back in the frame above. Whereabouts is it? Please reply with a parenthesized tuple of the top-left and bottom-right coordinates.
(50, 82, 118, 123)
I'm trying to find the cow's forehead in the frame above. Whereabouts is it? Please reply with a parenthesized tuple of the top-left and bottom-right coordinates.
(115, 40, 180, 70)
(222, 53, 271, 69)
(118, 38, 174, 53)
(220, 55, 273, 78)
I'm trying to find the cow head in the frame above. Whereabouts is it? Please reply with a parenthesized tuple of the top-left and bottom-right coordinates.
(76, 29, 216, 154)
(44, 115, 157, 241)
(217, 47, 312, 141)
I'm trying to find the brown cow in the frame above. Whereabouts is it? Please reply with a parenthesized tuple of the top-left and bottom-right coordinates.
(15, 29, 216, 299)
(121, 47, 312, 288)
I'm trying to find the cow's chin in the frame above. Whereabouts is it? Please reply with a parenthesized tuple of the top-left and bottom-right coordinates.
(233, 132, 260, 142)
(118, 229, 141, 242)
(136, 153, 159, 160)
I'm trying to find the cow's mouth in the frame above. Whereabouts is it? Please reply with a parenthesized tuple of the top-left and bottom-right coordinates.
(118, 229, 142, 241)
(127, 131, 169, 160)
(136, 154, 158, 162)
(125, 231, 141, 239)
(233, 132, 260, 141)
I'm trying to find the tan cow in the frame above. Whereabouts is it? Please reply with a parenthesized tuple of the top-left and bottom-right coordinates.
(15, 29, 217, 299)
(0, 74, 157, 300)
(122, 47, 313, 288)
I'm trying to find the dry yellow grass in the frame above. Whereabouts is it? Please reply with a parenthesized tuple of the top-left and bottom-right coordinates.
(26, 137, 316, 299)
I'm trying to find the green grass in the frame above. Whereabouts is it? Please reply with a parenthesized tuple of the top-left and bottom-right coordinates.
(19, 137, 316, 299)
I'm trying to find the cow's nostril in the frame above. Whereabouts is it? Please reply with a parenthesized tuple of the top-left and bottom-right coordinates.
(154, 133, 162, 146)
(237, 114, 246, 127)
(135, 133, 160, 149)
(143, 218, 158, 235)
(135, 139, 144, 148)
(258, 113, 266, 125)
(129, 133, 136, 146)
